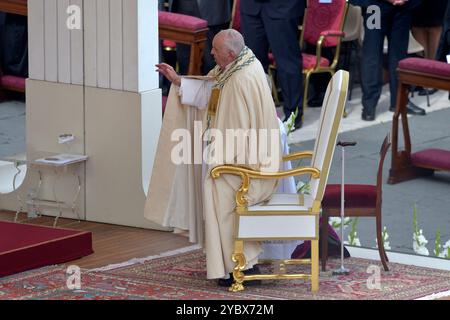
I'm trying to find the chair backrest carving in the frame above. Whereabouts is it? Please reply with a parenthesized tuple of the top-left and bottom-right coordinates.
(377, 134, 391, 204)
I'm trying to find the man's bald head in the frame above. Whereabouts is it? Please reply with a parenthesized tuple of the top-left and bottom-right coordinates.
(211, 29, 246, 69)
(216, 29, 245, 57)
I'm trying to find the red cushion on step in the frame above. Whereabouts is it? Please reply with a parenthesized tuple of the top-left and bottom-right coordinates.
(411, 149, 450, 171)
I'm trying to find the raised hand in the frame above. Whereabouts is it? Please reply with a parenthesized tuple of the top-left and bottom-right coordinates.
(156, 63, 182, 86)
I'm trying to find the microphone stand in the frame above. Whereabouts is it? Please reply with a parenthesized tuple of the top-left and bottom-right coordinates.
(333, 141, 356, 276)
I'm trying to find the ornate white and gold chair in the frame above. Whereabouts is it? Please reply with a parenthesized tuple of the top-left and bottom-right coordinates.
(211, 70, 349, 293)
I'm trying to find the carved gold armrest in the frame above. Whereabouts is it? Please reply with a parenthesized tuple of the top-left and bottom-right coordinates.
(283, 151, 313, 162)
(211, 165, 320, 208)
(316, 32, 345, 70)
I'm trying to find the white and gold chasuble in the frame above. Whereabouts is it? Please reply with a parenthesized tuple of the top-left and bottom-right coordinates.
(145, 48, 285, 279)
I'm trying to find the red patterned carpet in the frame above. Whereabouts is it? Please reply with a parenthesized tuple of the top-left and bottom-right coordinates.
(1, 248, 450, 300)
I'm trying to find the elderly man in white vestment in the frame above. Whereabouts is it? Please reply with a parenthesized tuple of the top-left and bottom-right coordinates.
(145, 29, 285, 285)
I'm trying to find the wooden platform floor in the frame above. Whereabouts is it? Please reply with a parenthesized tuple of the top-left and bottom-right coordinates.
(0, 211, 191, 269)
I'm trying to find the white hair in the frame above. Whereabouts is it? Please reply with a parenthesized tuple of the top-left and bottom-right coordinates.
(218, 29, 245, 56)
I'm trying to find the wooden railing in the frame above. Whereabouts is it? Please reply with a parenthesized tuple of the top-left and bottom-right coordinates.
(0, 0, 27, 16)
(158, 11, 209, 75)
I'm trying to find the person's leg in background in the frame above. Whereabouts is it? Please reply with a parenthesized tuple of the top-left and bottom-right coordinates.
(436, 0, 450, 62)
(427, 26, 444, 61)
(411, 26, 441, 96)
(388, 6, 425, 115)
(240, 12, 270, 72)
(171, 0, 201, 74)
(262, 11, 303, 125)
(411, 26, 429, 57)
(360, 7, 387, 121)
(412, 26, 443, 60)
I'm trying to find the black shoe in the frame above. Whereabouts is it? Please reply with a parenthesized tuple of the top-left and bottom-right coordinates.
(411, 85, 422, 92)
(217, 266, 262, 287)
(217, 277, 234, 287)
(362, 108, 375, 121)
(308, 93, 325, 108)
(291, 116, 303, 132)
(418, 88, 438, 96)
(406, 100, 426, 115)
(389, 101, 426, 115)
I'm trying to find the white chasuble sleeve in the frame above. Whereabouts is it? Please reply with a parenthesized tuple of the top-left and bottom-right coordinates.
(179, 78, 215, 110)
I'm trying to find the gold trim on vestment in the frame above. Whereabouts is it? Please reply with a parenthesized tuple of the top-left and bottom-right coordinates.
(207, 88, 220, 117)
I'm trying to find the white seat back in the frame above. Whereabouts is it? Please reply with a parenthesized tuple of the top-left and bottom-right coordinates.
(310, 70, 349, 203)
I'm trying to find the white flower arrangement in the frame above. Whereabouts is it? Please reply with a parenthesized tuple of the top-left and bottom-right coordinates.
(345, 218, 361, 247)
(324, 205, 447, 257)
(283, 109, 299, 137)
(329, 217, 352, 230)
(442, 240, 450, 259)
(345, 237, 361, 247)
(413, 205, 429, 256)
(296, 180, 311, 195)
(413, 230, 430, 256)
(434, 228, 450, 259)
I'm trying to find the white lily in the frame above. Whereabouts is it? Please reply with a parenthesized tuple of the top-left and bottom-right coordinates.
(443, 240, 450, 259)
(412, 206, 429, 256)
(283, 110, 298, 137)
(329, 217, 351, 229)
(413, 230, 429, 256)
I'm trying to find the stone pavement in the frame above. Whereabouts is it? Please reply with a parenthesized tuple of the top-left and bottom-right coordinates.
(0, 99, 25, 159)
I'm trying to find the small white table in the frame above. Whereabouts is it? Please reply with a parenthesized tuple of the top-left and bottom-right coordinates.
(23, 153, 88, 227)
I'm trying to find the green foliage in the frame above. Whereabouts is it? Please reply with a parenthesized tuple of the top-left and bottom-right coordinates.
(348, 218, 360, 246)
(296, 181, 311, 195)
(284, 108, 299, 137)
(434, 228, 442, 257)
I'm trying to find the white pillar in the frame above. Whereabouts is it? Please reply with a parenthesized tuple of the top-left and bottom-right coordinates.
(1, 0, 163, 229)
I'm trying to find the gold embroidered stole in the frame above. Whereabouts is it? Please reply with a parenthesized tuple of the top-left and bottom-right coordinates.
(207, 88, 221, 118)
(204, 46, 256, 132)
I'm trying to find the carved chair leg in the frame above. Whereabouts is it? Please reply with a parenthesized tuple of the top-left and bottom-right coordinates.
(230, 240, 246, 292)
